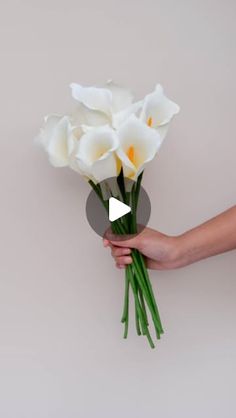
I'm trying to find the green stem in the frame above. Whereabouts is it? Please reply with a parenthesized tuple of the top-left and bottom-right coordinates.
(88, 180, 108, 212)
(130, 183, 137, 234)
(127, 265, 154, 347)
(115, 220, 161, 339)
(133, 172, 164, 336)
(121, 269, 129, 322)
(136, 251, 164, 334)
(134, 259, 161, 337)
(135, 171, 143, 211)
(121, 267, 130, 338)
(132, 268, 142, 336)
(112, 222, 152, 343)
(138, 283, 149, 326)
(117, 168, 126, 203)
(131, 252, 162, 337)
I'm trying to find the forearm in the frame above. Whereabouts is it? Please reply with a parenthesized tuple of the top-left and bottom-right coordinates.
(176, 206, 236, 267)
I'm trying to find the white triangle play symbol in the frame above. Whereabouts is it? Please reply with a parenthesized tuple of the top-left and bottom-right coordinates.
(109, 197, 131, 222)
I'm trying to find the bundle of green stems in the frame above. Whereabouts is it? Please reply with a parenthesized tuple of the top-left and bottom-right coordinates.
(89, 170, 164, 348)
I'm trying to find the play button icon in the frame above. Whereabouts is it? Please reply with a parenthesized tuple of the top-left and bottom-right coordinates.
(109, 197, 131, 222)
(85, 176, 151, 240)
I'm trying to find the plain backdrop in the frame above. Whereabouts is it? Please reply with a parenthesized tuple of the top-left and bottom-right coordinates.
(0, 1, 236, 417)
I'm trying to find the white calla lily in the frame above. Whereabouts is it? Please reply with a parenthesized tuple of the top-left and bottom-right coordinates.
(116, 115, 161, 180)
(140, 84, 180, 140)
(70, 81, 134, 125)
(36, 114, 77, 167)
(75, 125, 120, 183)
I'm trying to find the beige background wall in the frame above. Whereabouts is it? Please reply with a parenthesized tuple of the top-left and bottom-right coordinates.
(0, 0, 236, 417)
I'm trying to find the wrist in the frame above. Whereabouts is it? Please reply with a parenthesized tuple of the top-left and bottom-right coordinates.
(173, 230, 203, 268)
(167, 234, 191, 269)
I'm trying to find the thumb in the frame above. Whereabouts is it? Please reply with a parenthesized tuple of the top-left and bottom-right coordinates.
(104, 229, 141, 249)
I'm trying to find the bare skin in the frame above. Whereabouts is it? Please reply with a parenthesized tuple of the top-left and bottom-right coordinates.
(103, 206, 236, 270)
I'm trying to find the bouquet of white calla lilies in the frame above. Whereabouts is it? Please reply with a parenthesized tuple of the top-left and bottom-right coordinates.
(36, 80, 180, 348)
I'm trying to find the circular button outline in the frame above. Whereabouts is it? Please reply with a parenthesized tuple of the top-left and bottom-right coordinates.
(85, 176, 151, 240)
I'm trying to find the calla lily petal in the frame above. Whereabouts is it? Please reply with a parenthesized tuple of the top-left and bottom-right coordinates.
(155, 124, 169, 142)
(105, 80, 134, 113)
(71, 103, 110, 128)
(112, 100, 143, 130)
(36, 114, 62, 149)
(70, 83, 112, 116)
(37, 115, 75, 167)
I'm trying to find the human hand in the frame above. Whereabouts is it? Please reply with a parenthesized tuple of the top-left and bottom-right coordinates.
(103, 227, 182, 270)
